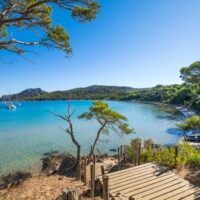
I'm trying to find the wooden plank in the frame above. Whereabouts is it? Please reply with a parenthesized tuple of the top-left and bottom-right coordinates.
(109, 164, 157, 178)
(110, 171, 161, 188)
(110, 170, 174, 189)
(141, 181, 190, 200)
(166, 187, 200, 200)
(111, 175, 177, 196)
(127, 176, 182, 198)
(98, 164, 157, 183)
(108, 164, 159, 181)
(106, 163, 154, 177)
(109, 167, 158, 184)
(98, 162, 200, 200)
(162, 184, 195, 200)
(111, 172, 175, 195)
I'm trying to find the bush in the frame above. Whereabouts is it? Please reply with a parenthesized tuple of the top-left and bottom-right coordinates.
(179, 142, 200, 167)
(125, 138, 141, 162)
(177, 115, 200, 131)
(141, 139, 154, 162)
(126, 139, 200, 169)
(154, 147, 176, 168)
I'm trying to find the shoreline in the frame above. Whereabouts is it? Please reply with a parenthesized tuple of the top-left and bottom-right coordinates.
(132, 100, 200, 146)
(0, 100, 197, 179)
(173, 105, 197, 117)
(133, 100, 198, 117)
(1, 99, 199, 116)
(173, 105, 200, 147)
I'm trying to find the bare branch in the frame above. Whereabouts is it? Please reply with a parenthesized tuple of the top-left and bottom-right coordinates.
(48, 110, 68, 121)
(48, 102, 81, 168)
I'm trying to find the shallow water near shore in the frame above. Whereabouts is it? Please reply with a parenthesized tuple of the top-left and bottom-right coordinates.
(0, 100, 184, 176)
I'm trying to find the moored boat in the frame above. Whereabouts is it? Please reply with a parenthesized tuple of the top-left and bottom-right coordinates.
(6, 102, 16, 110)
(184, 130, 200, 142)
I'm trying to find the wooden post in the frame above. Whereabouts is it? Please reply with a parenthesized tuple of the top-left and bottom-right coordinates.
(84, 157, 87, 185)
(120, 145, 123, 159)
(175, 145, 178, 165)
(101, 165, 105, 176)
(138, 142, 141, 165)
(93, 154, 96, 175)
(67, 189, 76, 200)
(62, 188, 77, 200)
(103, 175, 109, 200)
(90, 164, 95, 198)
(123, 152, 126, 168)
(120, 145, 123, 169)
(77, 158, 82, 180)
(134, 144, 137, 166)
(93, 154, 96, 163)
(118, 147, 120, 165)
(90, 145, 93, 157)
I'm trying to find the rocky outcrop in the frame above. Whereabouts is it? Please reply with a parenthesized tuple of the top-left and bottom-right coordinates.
(41, 152, 77, 176)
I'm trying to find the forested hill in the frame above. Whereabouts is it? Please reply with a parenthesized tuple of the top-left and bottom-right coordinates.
(0, 85, 136, 101)
(1, 84, 200, 111)
(1, 84, 200, 112)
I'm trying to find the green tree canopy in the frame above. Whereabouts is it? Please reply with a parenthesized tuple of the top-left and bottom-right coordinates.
(177, 115, 200, 131)
(0, 0, 100, 56)
(79, 100, 134, 154)
(180, 61, 200, 84)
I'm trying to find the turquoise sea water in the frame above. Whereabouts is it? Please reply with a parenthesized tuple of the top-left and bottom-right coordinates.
(0, 100, 184, 176)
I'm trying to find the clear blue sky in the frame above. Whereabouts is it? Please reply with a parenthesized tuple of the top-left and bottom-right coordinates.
(1, 0, 200, 96)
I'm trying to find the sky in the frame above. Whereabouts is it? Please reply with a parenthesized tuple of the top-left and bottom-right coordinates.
(1, 0, 200, 96)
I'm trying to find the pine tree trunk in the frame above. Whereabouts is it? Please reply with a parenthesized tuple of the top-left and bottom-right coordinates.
(90, 122, 107, 155)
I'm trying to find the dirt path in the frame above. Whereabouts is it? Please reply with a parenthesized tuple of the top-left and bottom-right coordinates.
(0, 175, 84, 200)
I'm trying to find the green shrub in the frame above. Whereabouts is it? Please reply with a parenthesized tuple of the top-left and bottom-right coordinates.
(125, 145, 135, 161)
(127, 139, 200, 169)
(177, 115, 200, 131)
(141, 139, 154, 162)
(179, 142, 200, 167)
(125, 138, 141, 162)
(154, 147, 176, 168)
(189, 154, 200, 166)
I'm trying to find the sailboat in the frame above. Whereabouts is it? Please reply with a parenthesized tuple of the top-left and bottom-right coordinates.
(6, 102, 16, 110)
(5, 91, 16, 110)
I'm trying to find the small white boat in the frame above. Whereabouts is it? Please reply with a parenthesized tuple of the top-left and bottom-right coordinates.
(5, 91, 17, 110)
(6, 102, 16, 110)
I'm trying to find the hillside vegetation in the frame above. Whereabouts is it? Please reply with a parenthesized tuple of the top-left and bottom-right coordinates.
(1, 85, 136, 101)
(1, 84, 199, 112)
(122, 83, 200, 112)
(1, 61, 200, 112)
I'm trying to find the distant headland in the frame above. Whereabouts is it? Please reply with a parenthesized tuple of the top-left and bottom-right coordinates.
(1, 84, 199, 113)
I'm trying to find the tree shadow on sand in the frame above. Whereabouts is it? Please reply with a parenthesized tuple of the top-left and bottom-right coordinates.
(0, 172, 31, 190)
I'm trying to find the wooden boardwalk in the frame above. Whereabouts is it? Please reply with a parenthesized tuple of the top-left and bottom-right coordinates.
(99, 163, 200, 200)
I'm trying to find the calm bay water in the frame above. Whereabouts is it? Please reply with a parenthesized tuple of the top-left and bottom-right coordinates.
(0, 100, 183, 176)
